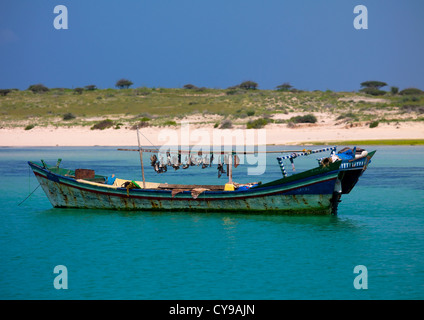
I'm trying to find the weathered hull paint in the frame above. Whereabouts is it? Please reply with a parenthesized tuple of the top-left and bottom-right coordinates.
(29, 161, 342, 214)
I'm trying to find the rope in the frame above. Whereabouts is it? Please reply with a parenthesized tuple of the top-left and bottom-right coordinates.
(138, 129, 160, 152)
(18, 184, 41, 206)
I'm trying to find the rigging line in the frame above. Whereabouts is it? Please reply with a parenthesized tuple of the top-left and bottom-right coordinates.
(138, 129, 160, 151)
(18, 184, 41, 206)
(118, 148, 308, 154)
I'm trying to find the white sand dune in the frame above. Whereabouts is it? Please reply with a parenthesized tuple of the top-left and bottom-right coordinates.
(1, 121, 423, 147)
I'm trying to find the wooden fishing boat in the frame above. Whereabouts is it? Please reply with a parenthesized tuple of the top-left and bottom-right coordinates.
(28, 143, 375, 215)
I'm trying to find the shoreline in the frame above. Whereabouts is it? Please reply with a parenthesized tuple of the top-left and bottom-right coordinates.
(1, 122, 424, 147)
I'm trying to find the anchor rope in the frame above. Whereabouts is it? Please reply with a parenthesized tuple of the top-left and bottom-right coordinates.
(18, 183, 41, 206)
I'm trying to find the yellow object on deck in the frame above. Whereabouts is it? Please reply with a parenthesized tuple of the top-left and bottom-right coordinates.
(224, 183, 235, 191)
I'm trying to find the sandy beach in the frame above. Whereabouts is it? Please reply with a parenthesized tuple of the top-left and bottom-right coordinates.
(1, 121, 423, 147)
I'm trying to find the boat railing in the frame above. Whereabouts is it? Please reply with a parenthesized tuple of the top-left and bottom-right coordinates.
(276, 146, 337, 177)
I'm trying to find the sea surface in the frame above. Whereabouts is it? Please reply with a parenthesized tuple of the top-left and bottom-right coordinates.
(0, 146, 423, 300)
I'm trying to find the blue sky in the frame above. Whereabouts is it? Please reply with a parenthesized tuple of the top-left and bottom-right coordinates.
(1, 0, 423, 91)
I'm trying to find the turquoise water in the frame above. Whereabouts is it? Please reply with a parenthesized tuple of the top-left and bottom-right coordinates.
(0, 146, 423, 300)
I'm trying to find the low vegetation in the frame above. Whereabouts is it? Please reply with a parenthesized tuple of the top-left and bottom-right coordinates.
(289, 114, 318, 124)
(369, 121, 379, 128)
(219, 119, 233, 129)
(246, 118, 272, 129)
(162, 120, 177, 126)
(28, 84, 49, 94)
(399, 88, 424, 96)
(130, 121, 149, 130)
(0, 89, 11, 96)
(91, 119, 114, 130)
(1, 81, 423, 130)
(62, 112, 76, 121)
(24, 124, 35, 130)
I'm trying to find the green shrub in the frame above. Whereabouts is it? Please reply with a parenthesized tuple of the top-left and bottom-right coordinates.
(289, 114, 317, 124)
(238, 81, 258, 90)
(276, 83, 293, 91)
(0, 89, 11, 96)
(359, 87, 386, 96)
(25, 124, 35, 130)
(63, 113, 76, 121)
(28, 84, 49, 94)
(163, 120, 177, 126)
(399, 88, 424, 95)
(369, 121, 379, 128)
(85, 85, 97, 91)
(246, 110, 255, 116)
(246, 118, 271, 129)
(183, 84, 198, 90)
(91, 119, 114, 130)
(74, 87, 84, 95)
(390, 86, 399, 95)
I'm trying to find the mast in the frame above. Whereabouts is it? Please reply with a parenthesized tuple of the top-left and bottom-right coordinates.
(228, 152, 233, 184)
(136, 127, 146, 189)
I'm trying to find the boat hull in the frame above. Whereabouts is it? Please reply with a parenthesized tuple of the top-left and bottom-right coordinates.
(29, 161, 342, 214)
(339, 150, 376, 194)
